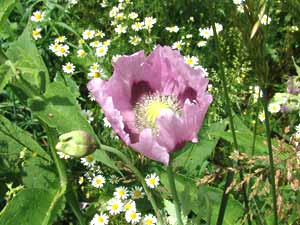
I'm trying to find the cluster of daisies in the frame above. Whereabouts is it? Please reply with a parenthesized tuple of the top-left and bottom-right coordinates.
(78, 155, 160, 225)
(30, 10, 45, 40)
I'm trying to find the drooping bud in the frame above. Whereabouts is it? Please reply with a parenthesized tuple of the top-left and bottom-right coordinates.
(55, 130, 96, 158)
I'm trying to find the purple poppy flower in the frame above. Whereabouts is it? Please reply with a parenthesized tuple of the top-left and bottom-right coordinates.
(87, 45, 212, 165)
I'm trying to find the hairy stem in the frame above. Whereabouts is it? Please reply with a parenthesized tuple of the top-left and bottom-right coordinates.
(166, 157, 184, 225)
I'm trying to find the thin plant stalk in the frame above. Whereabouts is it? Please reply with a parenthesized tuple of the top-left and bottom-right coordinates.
(166, 156, 184, 225)
(100, 144, 164, 225)
(210, 19, 252, 225)
(261, 88, 278, 225)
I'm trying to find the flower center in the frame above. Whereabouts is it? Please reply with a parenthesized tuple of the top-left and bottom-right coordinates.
(134, 93, 181, 132)
(97, 217, 104, 223)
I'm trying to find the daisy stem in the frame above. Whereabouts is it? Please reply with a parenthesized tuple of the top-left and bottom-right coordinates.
(166, 157, 184, 225)
(100, 144, 164, 225)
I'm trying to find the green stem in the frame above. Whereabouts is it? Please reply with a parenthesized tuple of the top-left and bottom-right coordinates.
(45, 126, 86, 225)
(261, 88, 278, 225)
(166, 157, 183, 225)
(99, 144, 164, 225)
(210, 16, 252, 225)
(66, 189, 86, 225)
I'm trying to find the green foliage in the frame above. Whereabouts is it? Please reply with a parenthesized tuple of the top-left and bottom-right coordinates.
(0, 0, 16, 30)
(174, 120, 227, 175)
(159, 171, 244, 225)
(0, 188, 65, 225)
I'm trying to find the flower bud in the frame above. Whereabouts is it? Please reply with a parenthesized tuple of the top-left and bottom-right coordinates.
(55, 130, 96, 158)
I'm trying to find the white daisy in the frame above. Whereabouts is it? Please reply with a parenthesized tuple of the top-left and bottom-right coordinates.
(107, 198, 123, 215)
(81, 109, 94, 123)
(103, 117, 112, 128)
(90, 40, 102, 48)
(143, 214, 157, 225)
(109, 175, 120, 184)
(144, 17, 157, 29)
(82, 29, 95, 40)
(77, 49, 87, 57)
(49, 43, 60, 53)
(184, 55, 199, 68)
(56, 44, 70, 57)
(125, 210, 141, 224)
(199, 27, 213, 39)
(128, 12, 138, 20)
(92, 175, 106, 188)
(55, 36, 67, 43)
(130, 186, 145, 199)
(95, 46, 108, 57)
(197, 40, 207, 47)
(62, 62, 75, 74)
(260, 14, 271, 25)
(114, 186, 129, 200)
(268, 103, 281, 113)
(80, 155, 96, 167)
(102, 39, 111, 47)
(124, 200, 136, 212)
(95, 30, 105, 38)
(32, 27, 42, 40)
(88, 69, 104, 79)
(115, 24, 127, 34)
(109, 6, 119, 17)
(90, 213, 109, 225)
(171, 40, 185, 50)
(30, 10, 45, 22)
(233, 0, 244, 4)
(145, 173, 160, 189)
(166, 26, 179, 33)
(215, 23, 223, 33)
(258, 112, 265, 122)
(129, 35, 142, 46)
(132, 22, 144, 31)
(57, 151, 71, 160)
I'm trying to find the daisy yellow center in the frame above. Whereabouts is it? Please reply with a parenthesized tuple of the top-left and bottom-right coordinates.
(32, 30, 40, 36)
(66, 65, 72, 70)
(96, 179, 103, 184)
(86, 155, 94, 162)
(98, 217, 104, 223)
(133, 190, 141, 197)
(93, 71, 100, 78)
(186, 58, 193, 65)
(35, 13, 42, 19)
(60, 48, 65, 53)
(119, 189, 125, 196)
(112, 203, 118, 210)
(145, 219, 153, 225)
(130, 213, 137, 219)
(149, 178, 156, 185)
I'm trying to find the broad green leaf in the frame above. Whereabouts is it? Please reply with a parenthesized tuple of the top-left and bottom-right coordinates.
(0, 114, 51, 162)
(54, 72, 80, 99)
(159, 172, 244, 225)
(0, 0, 16, 29)
(28, 82, 94, 134)
(174, 120, 227, 175)
(28, 81, 119, 172)
(0, 188, 65, 225)
(6, 26, 49, 94)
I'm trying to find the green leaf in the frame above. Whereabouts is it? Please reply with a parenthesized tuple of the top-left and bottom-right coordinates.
(0, 114, 51, 162)
(0, 0, 16, 29)
(210, 115, 268, 155)
(54, 72, 80, 99)
(159, 172, 244, 225)
(0, 188, 65, 225)
(28, 81, 93, 134)
(6, 25, 49, 94)
(92, 149, 122, 175)
(28, 82, 119, 172)
(174, 120, 227, 175)
(0, 63, 12, 90)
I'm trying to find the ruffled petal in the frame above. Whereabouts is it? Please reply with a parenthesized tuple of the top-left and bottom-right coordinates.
(130, 128, 169, 165)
